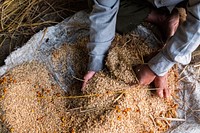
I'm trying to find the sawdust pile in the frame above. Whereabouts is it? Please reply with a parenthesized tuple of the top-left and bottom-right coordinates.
(0, 33, 179, 133)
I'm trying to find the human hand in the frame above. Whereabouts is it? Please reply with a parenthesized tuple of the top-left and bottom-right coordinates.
(134, 64, 170, 98)
(133, 64, 156, 85)
(82, 71, 96, 91)
(154, 74, 170, 98)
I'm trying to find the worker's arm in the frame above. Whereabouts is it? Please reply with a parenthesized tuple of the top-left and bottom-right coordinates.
(88, 0, 119, 72)
(135, 0, 200, 98)
(148, 0, 200, 76)
(83, 0, 119, 89)
(148, 0, 185, 8)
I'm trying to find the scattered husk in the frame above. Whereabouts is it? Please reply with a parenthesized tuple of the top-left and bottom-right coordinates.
(51, 37, 89, 94)
(51, 37, 89, 79)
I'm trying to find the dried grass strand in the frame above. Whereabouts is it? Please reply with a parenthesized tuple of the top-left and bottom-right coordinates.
(156, 117, 186, 122)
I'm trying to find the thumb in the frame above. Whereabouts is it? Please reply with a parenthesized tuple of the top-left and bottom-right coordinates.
(157, 88, 164, 98)
(84, 71, 96, 80)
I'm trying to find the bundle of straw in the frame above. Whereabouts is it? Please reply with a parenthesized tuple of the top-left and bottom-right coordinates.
(0, 0, 87, 65)
(0, 0, 86, 33)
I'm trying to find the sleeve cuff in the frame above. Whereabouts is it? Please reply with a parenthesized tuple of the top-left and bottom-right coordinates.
(88, 55, 105, 72)
(148, 52, 175, 76)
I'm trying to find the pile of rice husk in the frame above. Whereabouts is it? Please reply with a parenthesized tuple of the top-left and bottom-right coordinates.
(64, 34, 179, 133)
(0, 33, 179, 133)
(0, 62, 68, 132)
(106, 34, 157, 84)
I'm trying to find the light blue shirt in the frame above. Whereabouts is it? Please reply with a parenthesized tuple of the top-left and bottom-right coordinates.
(88, 0, 200, 76)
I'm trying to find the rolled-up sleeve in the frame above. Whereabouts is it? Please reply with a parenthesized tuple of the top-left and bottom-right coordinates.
(148, 0, 200, 76)
(88, 0, 119, 71)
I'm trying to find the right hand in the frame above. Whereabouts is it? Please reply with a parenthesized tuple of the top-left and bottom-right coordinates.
(154, 74, 170, 98)
(134, 64, 170, 98)
(82, 71, 96, 91)
(133, 64, 156, 85)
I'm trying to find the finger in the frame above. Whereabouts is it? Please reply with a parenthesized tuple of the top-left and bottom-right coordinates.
(82, 71, 95, 91)
(82, 76, 89, 91)
(82, 79, 88, 91)
(156, 88, 164, 98)
(164, 88, 171, 99)
(139, 80, 145, 85)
